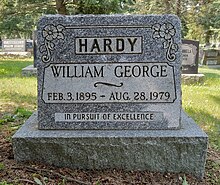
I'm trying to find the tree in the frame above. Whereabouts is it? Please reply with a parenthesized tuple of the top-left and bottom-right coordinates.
(62, 0, 124, 15)
(0, 0, 125, 39)
(128, 0, 220, 43)
(0, 0, 56, 38)
(198, 0, 220, 44)
(1, 0, 218, 44)
(55, 0, 68, 15)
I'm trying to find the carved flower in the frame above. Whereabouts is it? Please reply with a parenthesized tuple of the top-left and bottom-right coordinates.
(152, 23, 175, 40)
(42, 24, 64, 41)
(152, 23, 161, 39)
(152, 22, 178, 62)
(159, 23, 175, 40)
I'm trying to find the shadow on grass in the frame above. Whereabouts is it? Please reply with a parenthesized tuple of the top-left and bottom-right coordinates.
(184, 106, 220, 149)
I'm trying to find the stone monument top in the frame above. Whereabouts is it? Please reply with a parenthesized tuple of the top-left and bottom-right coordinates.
(37, 14, 182, 130)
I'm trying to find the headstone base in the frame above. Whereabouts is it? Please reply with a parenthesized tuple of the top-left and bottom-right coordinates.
(181, 74, 205, 84)
(12, 110, 208, 179)
(0, 51, 31, 57)
(22, 65, 37, 76)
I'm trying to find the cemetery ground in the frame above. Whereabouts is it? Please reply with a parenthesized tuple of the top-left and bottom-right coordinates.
(0, 58, 219, 185)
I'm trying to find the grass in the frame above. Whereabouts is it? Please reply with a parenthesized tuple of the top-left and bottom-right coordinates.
(0, 58, 37, 114)
(0, 58, 220, 150)
(0, 182, 13, 185)
(182, 66, 220, 150)
(0, 162, 5, 170)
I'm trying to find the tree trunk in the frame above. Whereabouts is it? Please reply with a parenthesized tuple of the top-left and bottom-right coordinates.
(164, 0, 171, 14)
(77, 0, 84, 14)
(205, 30, 212, 45)
(176, 0, 181, 17)
(55, 0, 68, 15)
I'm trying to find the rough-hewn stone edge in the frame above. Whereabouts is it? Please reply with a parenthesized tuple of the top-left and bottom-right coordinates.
(12, 110, 208, 179)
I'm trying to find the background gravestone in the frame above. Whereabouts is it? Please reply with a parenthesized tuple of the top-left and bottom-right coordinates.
(13, 15, 208, 178)
(182, 39, 199, 74)
(37, 14, 182, 130)
(203, 49, 220, 66)
(2, 39, 26, 52)
(21, 31, 38, 76)
(22, 30, 37, 76)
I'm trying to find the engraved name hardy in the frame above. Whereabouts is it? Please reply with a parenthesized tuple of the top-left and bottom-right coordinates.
(75, 37, 142, 54)
(51, 64, 168, 78)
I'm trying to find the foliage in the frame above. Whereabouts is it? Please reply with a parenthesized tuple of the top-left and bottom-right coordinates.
(0, 114, 15, 125)
(0, 0, 126, 39)
(0, 162, 5, 170)
(0, 0, 56, 38)
(128, 0, 220, 43)
(14, 107, 33, 118)
(0, 0, 219, 44)
(69, 0, 124, 14)
(0, 182, 13, 185)
(198, 0, 220, 30)
(197, 0, 220, 44)
(182, 175, 188, 185)
(206, 159, 220, 184)
(33, 177, 43, 185)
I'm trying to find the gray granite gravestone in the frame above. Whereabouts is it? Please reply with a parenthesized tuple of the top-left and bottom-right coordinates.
(13, 15, 208, 178)
(37, 15, 182, 130)
(182, 39, 199, 74)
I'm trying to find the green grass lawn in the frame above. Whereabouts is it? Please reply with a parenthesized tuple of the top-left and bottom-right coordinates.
(0, 58, 37, 118)
(182, 67, 220, 150)
(0, 58, 220, 150)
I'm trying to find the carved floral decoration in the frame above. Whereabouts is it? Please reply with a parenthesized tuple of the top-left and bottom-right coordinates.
(152, 23, 178, 62)
(40, 24, 65, 63)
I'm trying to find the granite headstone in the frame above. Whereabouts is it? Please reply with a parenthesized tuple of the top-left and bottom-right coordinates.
(37, 14, 182, 130)
(13, 14, 208, 178)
